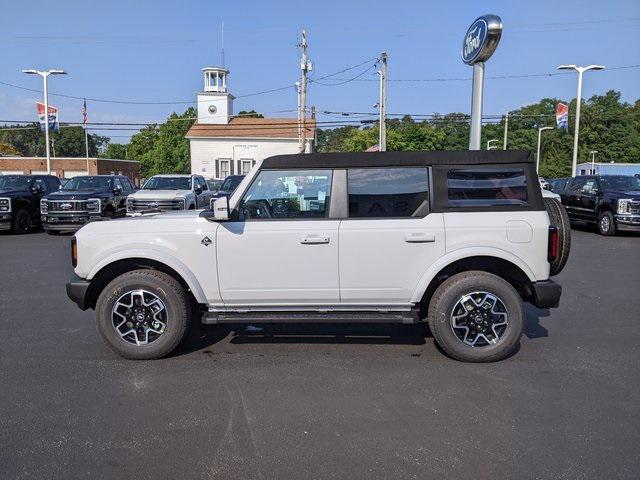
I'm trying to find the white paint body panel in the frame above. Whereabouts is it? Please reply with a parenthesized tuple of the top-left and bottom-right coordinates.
(216, 220, 340, 305)
(338, 215, 446, 303)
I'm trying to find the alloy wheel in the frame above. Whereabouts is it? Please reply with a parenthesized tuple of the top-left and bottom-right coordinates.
(111, 289, 167, 346)
(450, 291, 509, 347)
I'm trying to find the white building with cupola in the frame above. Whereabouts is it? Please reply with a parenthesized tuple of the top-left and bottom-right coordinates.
(187, 66, 315, 180)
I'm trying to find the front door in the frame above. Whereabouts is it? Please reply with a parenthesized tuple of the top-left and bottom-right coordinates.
(216, 168, 339, 305)
(338, 167, 445, 304)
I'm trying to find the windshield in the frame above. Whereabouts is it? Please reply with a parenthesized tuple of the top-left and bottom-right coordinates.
(600, 176, 640, 192)
(63, 176, 112, 191)
(206, 180, 223, 191)
(143, 177, 192, 190)
(0, 175, 31, 190)
(221, 176, 244, 191)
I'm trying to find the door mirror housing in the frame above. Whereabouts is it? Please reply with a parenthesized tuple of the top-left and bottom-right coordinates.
(113, 185, 123, 195)
(211, 196, 230, 221)
(194, 185, 203, 195)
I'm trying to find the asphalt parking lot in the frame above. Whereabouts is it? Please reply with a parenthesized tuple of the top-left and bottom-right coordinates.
(1, 228, 639, 479)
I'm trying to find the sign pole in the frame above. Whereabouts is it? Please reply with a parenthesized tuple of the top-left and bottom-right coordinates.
(42, 73, 52, 174)
(469, 62, 484, 150)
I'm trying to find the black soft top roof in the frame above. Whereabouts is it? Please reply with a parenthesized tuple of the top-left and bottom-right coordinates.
(262, 150, 533, 169)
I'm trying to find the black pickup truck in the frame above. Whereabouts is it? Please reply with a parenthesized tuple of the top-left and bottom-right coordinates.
(0, 174, 61, 234)
(41, 175, 135, 234)
(559, 175, 640, 235)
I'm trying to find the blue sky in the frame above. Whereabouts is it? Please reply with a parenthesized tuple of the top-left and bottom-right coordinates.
(1, 0, 639, 143)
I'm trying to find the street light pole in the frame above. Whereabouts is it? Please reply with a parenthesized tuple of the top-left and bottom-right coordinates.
(22, 69, 67, 174)
(557, 64, 605, 177)
(536, 126, 554, 174)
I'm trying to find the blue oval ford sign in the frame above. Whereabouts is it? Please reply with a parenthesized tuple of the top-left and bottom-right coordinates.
(462, 15, 503, 65)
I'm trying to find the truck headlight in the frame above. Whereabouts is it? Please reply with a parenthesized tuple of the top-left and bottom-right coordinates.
(40, 198, 48, 214)
(86, 198, 101, 214)
(0, 198, 10, 213)
(126, 197, 134, 212)
(176, 197, 186, 209)
(618, 199, 631, 214)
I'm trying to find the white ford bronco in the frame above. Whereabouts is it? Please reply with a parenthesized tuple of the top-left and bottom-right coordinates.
(67, 151, 567, 362)
(126, 174, 212, 213)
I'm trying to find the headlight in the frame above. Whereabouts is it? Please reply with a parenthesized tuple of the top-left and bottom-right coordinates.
(176, 197, 186, 209)
(0, 198, 10, 213)
(86, 198, 101, 214)
(40, 198, 48, 214)
(618, 199, 631, 214)
(126, 197, 134, 212)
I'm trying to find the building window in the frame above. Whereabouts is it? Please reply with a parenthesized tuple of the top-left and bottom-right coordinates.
(347, 167, 429, 218)
(447, 167, 528, 207)
(218, 159, 231, 179)
(241, 159, 254, 175)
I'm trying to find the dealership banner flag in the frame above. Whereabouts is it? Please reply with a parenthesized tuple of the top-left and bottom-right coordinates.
(37, 102, 59, 132)
(556, 102, 569, 130)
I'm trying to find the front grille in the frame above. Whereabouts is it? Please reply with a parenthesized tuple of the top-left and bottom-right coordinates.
(127, 199, 185, 212)
(629, 201, 640, 215)
(46, 200, 89, 213)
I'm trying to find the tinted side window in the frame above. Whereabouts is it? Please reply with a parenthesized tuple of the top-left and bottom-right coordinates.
(447, 168, 528, 207)
(568, 178, 586, 193)
(239, 169, 332, 220)
(33, 177, 48, 193)
(347, 167, 429, 218)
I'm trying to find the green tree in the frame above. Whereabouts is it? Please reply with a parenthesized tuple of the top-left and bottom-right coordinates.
(236, 110, 264, 118)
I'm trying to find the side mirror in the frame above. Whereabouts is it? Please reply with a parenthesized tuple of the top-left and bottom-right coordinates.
(211, 196, 230, 221)
(113, 185, 123, 195)
(194, 185, 203, 195)
(31, 184, 43, 194)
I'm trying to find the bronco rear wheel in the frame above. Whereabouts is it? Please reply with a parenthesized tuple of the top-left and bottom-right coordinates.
(428, 271, 524, 362)
(95, 269, 191, 360)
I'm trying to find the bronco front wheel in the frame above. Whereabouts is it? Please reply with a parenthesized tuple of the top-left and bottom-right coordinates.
(95, 269, 191, 359)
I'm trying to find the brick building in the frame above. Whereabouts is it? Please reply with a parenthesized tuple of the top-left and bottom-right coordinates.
(0, 157, 141, 186)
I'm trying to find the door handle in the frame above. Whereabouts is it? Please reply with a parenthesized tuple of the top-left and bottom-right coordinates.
(404, 232, 436, 243)
(300, 235, 330, 245)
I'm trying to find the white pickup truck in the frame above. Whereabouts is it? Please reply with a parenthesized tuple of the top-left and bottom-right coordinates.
(67, 151, 568, 362)
(126, 174, 213, 213)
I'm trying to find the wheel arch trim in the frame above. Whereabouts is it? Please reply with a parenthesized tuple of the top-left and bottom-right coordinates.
(410, 247, 536, 303)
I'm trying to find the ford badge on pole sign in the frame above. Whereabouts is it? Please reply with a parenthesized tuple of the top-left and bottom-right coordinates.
(462, 15, 503, 65)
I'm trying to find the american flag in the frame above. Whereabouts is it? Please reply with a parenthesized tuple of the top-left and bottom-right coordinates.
(82, 99, 88, 126)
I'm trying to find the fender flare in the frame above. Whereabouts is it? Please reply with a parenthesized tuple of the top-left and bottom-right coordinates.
(409, 247, 536, 303)
(87, 247, 208, 303)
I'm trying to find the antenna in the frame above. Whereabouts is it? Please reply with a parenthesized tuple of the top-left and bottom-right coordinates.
(221, 21, 225, 67)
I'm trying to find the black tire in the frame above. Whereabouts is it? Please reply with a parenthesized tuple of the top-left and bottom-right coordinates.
(95, 269, 191, 360)
(597, 210, 616, 236)
(428, 271, 524, 363)
(102, 209, 114, 219)
(543, 198, 571, 275)
(11, 209, 31, 234)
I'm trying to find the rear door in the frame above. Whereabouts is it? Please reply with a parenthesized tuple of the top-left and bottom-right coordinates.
(338, 167, 445, 304)
(216, 168, 340, 305)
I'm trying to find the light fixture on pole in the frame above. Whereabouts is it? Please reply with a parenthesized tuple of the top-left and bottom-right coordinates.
(590, 150, 598, 175)
(486, 139, 499, 150)
(536, 126, 554, 173)
(556, 64, 605, 177)
(22, 69, 67, 175)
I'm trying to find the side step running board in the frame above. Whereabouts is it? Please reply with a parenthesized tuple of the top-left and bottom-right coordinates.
(202, 310, 421, 325)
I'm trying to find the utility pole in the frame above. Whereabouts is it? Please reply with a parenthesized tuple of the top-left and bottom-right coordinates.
(590, 150, 598, 175)
(536, 126, 554, 173)
(298, 30, 310, 153)
(377, 52, 388, 152)
(503, 112, 509, 150)
(295, 81, 302, 148)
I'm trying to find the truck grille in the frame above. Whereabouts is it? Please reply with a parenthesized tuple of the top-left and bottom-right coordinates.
(46, 200, 89, 213)
(127, 198, 185, 212)
(629, 201, 640, 215)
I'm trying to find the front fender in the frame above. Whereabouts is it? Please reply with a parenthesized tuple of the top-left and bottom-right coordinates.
(409, 247, 537, 303)
(84, 246, 208, 304)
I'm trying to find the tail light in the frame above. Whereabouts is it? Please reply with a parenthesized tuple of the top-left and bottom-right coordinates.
(71, 236, 77, 268)
(548, 226, 559, 263)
